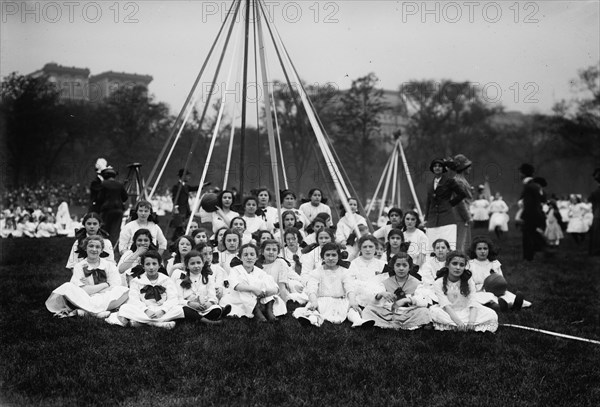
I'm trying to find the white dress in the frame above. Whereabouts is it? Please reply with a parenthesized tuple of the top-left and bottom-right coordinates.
(46, 258, 129, 316)
(347, 257, 387, 307)
(403, 228, 429, 265)
(118, 221, 167, 254)
(171, 269, 223, 317)
(468, 259, 531, 308)
(242, 215, 268, 235)
(65, 237, 115, 269)
(335, 213, 367, 246)
(488, 200, 509, 232)
(429, 278, 498, 332)
(292, 266, 355, 327)
(298, 202, 332, 225)
(470, 199, 490, 221)
(220, 265, 285, 318)
(567, 203, 589, 233)
(118, 273, 184, 324)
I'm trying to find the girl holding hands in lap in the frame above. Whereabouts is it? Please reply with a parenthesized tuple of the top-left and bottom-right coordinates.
(109, 251, 184, 329)
(220, 244, 283, 322)
(361, 252, 432, 330)
(172, 250, 230, 323)
(293, 243, 359, 327)
(47, 236, 128, 318)
(429, 251, 498, 332)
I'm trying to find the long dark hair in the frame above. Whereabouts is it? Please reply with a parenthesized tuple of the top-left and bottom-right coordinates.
(171, 235, 194, 264)
(436, 251, 471, 296)
(181, 250, 212, 287)
(130, 228, 158, 252)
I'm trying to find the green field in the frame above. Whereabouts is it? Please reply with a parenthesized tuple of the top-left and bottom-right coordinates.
(1, 230, 599, 406)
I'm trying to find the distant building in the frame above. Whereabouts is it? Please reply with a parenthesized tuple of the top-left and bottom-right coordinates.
(89, 71, 153, 101)
(29, 63, 90, 101)
(28, 63, 152, 102)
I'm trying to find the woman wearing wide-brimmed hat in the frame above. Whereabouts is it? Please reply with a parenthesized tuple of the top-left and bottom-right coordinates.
(448, 155, 473, 253)
(423, 158, 467, 251)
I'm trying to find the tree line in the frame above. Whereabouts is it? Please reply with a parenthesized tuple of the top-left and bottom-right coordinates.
(1, 65, 598, 204)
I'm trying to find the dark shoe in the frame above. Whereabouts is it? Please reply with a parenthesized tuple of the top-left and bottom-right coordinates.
(512, 292, 524, 311)
(359, 320, 375, 329)
(220, 305, 232, 318)
(297, 316, 311, 327)
(204, 308, 222, 321)
(487, 302, 501, 312)
(498, 298, 509, 312)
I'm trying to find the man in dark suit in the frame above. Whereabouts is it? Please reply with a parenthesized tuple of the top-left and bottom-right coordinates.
(519, 163, 547, 261)
(170, 169, 199, 240)
(95, 167, 128, 246)
(89, 157, 107, 211)
(424, 158, 467, 250)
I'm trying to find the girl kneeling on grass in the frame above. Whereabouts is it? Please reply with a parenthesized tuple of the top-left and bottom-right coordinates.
(293, 243, 359, 327)
(361, 252, 432, 330)
(220, 243, 284, 322)
(172, 250, 230, 323)
(108, 251, 184, 329)
(47, 235, 128, 319)
(430, 251, 498, 332)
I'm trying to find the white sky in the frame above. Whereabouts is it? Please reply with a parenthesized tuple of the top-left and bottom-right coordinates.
(2, 0, 599, 115)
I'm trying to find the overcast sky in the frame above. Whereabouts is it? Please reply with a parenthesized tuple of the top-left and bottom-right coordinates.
(2, 0, 599, 115)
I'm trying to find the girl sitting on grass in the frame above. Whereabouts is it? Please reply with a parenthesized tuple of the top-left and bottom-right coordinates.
(108, 251, 184, 329)
(361, 252, 432, 330)
(166, 235, 194, 276)
(468, 236, 528, 312)
(293, 243, 359, 327)
(192, 228, 210, 247)
(430, 251, 498, 332)
(117, 228, 159, 286)
(220, 244, 281, 322)
(66, 212, 114, 270)
(230, 216, 253, 245)
(47, 235, 128, 319)
(419, 239, 451, 288)
(301, 228, 336, 275)
(383, 228, 408, 263)
(172, 250, 230, 323)
(118, 200, 167, 255)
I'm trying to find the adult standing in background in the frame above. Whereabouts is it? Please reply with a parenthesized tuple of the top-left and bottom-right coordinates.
(589, 168, 600, 256)
(170, 169, 199, 241)
(95, 167, 128, 247)
(449, 154, 474, 253)
(424, 158, 466, 250)
(89, 158, 108, 211)
(519, 163, 547, 261)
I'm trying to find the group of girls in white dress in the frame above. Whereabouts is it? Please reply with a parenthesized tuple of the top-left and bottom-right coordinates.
(47, 186, 532, 333)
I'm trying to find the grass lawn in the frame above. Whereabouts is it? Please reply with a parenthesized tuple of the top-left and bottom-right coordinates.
(1, 229, 599, 406)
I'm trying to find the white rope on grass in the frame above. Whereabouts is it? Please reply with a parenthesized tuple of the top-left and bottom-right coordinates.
(501, 324, 600, 345)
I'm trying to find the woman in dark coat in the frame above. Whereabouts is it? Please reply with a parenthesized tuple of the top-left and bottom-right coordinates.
(424, 158, 467, 251)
